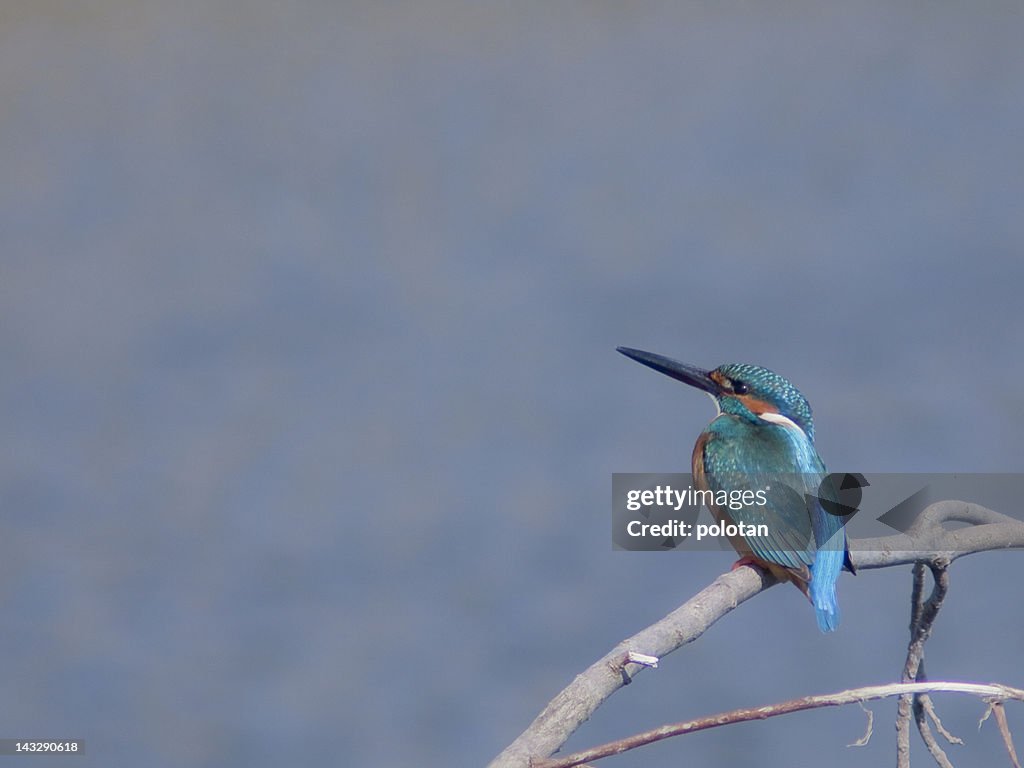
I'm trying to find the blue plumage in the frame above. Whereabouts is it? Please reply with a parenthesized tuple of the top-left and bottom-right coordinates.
(618, 347, 852, 633)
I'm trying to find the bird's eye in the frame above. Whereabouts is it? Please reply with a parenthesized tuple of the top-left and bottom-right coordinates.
(731, 380, 749, 395)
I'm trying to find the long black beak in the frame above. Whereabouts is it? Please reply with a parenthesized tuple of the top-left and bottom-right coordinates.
(616, 347, 718, 394)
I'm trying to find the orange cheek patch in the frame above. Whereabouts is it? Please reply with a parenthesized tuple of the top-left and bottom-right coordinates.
(736, 394, 778, 415)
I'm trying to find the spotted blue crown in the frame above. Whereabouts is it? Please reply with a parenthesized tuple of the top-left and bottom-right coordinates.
(712, 363, 815, 442)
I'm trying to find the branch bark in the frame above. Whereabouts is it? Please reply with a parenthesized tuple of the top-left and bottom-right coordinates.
(487, 501, 1024, 768)
(897, 562, 954, 767)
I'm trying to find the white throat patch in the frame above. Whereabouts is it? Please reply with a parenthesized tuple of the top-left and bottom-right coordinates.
(705, 391, 721, 415)
(758, 411, 806, 437)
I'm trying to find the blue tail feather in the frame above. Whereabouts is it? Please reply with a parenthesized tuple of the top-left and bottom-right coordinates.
(810, 537, 844, 633)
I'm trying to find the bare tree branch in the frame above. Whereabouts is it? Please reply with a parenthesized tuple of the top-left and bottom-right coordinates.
(898, 562, 954, 767)
(487, 502, 1024, 768)
(896, 564, 927, 768)
(531, 682, 1024, 768)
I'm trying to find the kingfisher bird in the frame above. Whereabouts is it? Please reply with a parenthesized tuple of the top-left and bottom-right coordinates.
(618, 347, 854, 632)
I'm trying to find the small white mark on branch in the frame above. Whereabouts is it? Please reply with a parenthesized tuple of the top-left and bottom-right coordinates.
(624, 651, 659, 668)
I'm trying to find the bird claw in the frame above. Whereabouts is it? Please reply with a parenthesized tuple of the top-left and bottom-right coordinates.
(731, 555, 763, 571)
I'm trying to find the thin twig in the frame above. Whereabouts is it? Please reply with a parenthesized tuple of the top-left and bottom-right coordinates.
(897, 563, 929, 767)
(848, 701, 874, 747)
(903, 564, 952, 767)
(981, 700, 1022, 768)
(914, 694, 957, 768)
(531, 683, 1024, 768)
(922, 696, 963, 746)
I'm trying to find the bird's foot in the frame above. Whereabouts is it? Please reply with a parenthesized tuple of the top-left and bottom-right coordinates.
(730, 555, 763, 571)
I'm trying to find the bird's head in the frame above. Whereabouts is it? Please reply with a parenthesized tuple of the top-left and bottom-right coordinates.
(617, 347, 815, 441)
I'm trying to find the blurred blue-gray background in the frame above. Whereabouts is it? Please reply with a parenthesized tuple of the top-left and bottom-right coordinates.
(4, 3, 1023, 766)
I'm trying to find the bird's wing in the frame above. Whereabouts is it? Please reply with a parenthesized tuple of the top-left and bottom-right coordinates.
(696, 428, 826, 573)
(810, 470, 856, 572)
